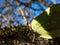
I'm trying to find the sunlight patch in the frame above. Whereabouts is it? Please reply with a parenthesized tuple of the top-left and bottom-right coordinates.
(31, 20, 52, 39)
(45, 7, 50, 16)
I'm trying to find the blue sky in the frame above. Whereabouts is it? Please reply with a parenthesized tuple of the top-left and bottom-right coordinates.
(0, 0, 60, 26)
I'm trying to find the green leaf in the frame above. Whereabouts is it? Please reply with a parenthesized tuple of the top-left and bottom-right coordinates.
(32, 4, 60, 39)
